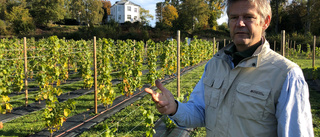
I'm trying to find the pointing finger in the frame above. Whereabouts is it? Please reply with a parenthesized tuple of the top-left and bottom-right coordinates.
(145, 88, 160, 102)
(145, 88, 156, 95)
(155, 80, 170, 94)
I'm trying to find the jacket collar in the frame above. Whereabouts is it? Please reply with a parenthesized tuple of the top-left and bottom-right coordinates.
(214, 38, 271, 68)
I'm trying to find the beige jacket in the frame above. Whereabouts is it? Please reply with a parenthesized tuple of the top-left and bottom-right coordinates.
(204, 41, 297, 137)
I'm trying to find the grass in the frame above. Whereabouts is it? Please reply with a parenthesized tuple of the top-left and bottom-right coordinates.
(0, 84, 99, 136)
(8, 72, 83, 108)
(79, 63, 206, 136)
(0, 64, 180, 136)
(309, 89, 320, 136)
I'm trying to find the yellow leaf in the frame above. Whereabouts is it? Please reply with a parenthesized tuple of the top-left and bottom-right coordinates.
(5, 103, 12, 111)
(61, 117, 64, 126)
(2, 96, 10, 102)
(64, 109, 71, 117)
(43, 94, 47, 99)
(57, 79, 61, 86)
(0, 122, 3, 129)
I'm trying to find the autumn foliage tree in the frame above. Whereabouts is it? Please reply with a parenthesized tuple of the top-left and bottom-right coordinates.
(156, 0, 224, 32)
(162, 4, 178, 27)
(207, 0, 224, 30)
(102, 0, 112, 24)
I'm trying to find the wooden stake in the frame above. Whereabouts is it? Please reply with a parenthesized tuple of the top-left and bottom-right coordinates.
(177, 31, 181, 97)
(213, 37, 216, 55)
(93, 36, 98, 114)
(24, 37, 28, 107)
(281, 30, 286, 57)
(274, 41, 276, 51)
(313, 36, 316, 68)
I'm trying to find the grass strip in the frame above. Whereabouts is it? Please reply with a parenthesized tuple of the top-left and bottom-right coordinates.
(79, 63, 206, 136)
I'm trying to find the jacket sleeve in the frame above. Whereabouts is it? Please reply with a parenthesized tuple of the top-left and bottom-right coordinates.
(168, 65, 207, 128)
(276, 67, 314, 137)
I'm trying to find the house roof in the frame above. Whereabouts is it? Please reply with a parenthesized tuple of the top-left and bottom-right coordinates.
(113, 0, 140, 7)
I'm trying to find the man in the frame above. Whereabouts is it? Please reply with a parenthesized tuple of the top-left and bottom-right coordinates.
(145, 0, 314, 136)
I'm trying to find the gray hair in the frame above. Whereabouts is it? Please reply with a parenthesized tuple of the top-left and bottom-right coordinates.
(226, 0, 272, 24)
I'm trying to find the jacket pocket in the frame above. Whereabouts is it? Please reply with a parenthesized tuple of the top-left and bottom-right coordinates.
(203, 76, 223, 108)
(234, 82, 271, 120)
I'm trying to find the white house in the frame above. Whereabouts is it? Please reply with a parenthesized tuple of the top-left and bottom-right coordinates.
(109, 0, 141, 23)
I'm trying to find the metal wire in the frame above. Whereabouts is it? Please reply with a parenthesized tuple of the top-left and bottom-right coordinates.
(97, 99, 150, 136)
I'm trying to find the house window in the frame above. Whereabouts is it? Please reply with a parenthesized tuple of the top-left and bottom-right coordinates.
(118, 15, 121, 20)
(118, 7, 121, 11)
(127, 15, 131, 20)
(134, 8, 138, 12)
(134, 16, 137, 20)
(127, 6, 131, 11)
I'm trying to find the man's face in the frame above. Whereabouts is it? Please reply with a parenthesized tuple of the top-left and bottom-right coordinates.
(228, 0, 269, 51)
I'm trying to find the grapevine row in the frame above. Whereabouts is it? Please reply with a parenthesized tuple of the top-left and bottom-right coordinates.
(0, 36, 214, 135)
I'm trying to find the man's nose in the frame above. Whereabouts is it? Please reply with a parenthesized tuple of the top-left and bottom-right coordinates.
(236, 17, 245, 27)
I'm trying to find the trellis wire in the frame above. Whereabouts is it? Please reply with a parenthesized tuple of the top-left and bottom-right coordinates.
(97, 98, 151, 136)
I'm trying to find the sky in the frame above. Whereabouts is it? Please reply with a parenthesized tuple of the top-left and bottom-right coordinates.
(108, 0, 228, 27)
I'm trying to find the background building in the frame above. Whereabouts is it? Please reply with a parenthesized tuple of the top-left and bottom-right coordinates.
(109, 0, 141, 23)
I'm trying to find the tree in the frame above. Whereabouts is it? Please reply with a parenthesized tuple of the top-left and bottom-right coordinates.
(102, 0, 111, 24)
(84, 0, 103, 26)
(177, 0, 209, 31)
(30, 0, 65, 27)
(0, 0, 6, 20)
(140, 8, 154, 25)
(70, 0, 86, 24)
(308, 0, 320, 35)
(69, 0, 103, 26)
(270, 0, 287, 34)
(206, 0, 224, 30)
(279, 1, 304, 34)
(156, 2, 165, 23)
(5, 5, 35, 34)
(162, 4, 178, 27)
(63, 0, 73, 18)
(170, 0, 180, 8)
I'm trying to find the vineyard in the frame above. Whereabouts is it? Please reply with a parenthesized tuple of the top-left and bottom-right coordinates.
(0, 35, 215, 136)
(0, 33, 320, 136)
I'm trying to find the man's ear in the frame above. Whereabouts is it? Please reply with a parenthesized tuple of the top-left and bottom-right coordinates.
(262, 15, 271, 30)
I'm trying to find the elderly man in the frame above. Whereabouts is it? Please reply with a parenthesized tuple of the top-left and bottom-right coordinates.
(145, 0, 314, 136)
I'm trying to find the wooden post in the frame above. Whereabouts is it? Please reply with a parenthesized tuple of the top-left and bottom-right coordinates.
(213, 37, 216, 55)
(313, 36, 316, 68)
(224, 39, 226, 47)
(281, 30, 285, 57)
(217, 42, 220, 50)
(23, 37, 28, 107)
(274, 41, 276, 51)
(93, 36, 98, 114)
(177, 30, 181, 98)
(294, 41, 296, 51)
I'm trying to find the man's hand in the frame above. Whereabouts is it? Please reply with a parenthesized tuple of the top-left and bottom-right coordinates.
(145, 80, 177, 115)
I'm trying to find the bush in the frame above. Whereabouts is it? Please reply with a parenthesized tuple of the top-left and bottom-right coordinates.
(6, 6, 35, 34)
(55, 18, 79, 25)
(0, 20, 8, 35)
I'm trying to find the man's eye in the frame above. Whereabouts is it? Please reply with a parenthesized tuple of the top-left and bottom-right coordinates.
(230, 17, 237, 20)
(245, 16, 255, 19)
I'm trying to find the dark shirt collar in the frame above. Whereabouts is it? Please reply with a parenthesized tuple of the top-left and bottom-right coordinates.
(224, 38, 263, 66)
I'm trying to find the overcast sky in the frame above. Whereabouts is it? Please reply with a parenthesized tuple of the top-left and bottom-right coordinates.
(108, 0, 228, 27)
